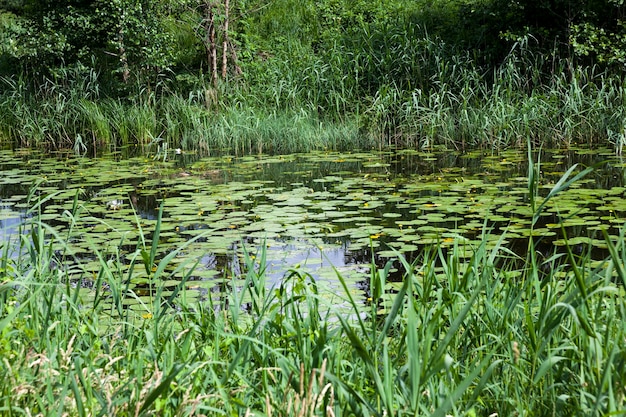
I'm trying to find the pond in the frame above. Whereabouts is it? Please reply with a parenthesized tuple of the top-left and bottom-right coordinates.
(1, 147, 625, 307)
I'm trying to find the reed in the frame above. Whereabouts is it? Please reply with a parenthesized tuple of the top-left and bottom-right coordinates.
(2, 31, 626, 155)
(1, 172, 625, 415)
(2, 71, 623, 155)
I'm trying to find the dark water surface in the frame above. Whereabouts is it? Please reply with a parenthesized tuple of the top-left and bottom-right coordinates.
(1, 147, 625, 304)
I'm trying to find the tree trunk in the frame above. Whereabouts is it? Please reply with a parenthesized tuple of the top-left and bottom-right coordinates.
(117, 13, 130, 84)
(199, 0, 240, 85)
(117, 26, 130, 83)
(203, 1, 218, 86)
(230, 40, 242, 76)
(221, 0, 229, 79)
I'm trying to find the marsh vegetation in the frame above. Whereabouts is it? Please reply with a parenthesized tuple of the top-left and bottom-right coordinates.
(2, 146, 626, 415)
(3, 179, 626, 416)
(2, 0, 626, 415)
(2, 0, 626, 154)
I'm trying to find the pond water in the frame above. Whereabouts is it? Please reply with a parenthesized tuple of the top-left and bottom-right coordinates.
(1, 147, 625, 306)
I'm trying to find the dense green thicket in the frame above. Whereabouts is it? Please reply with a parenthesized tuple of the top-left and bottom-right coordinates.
(1, 0, 626, 153)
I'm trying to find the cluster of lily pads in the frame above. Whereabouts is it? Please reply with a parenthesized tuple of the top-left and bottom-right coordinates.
(0, 147, 624, 306)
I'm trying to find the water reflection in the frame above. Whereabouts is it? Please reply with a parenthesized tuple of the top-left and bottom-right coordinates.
(0, 210, 25, 245)
(0, 147, 624, 304)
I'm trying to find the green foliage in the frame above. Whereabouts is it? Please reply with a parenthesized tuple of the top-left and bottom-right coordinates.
(3, 0, 626, 152)
(0, 0, 191, 85)
(571, 21, 626, 66)
(2, 175, 626, 414)
(3, 52, 626, 153)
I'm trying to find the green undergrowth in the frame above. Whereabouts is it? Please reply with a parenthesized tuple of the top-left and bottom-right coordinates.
(1, 188, 626, 415)
(2, 42, 626, 155)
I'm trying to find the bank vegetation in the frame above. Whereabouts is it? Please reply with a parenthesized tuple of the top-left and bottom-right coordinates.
(1, 0, 626, 154)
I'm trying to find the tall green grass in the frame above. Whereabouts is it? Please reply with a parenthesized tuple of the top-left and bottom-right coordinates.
(1, 181, 626, 415)
(2, 31, 626, 154)
(0, 74, 366, 155)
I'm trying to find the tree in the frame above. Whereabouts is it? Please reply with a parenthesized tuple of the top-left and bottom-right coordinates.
(193, 0, 241, 86)
(0, 0, 186, 85)
(0, 0, 104, 75)
(570, 0, 626, 67)
(102, 0, 179, 83)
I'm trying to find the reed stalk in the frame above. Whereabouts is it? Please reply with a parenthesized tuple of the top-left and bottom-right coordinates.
(1, 178, 625, 415)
